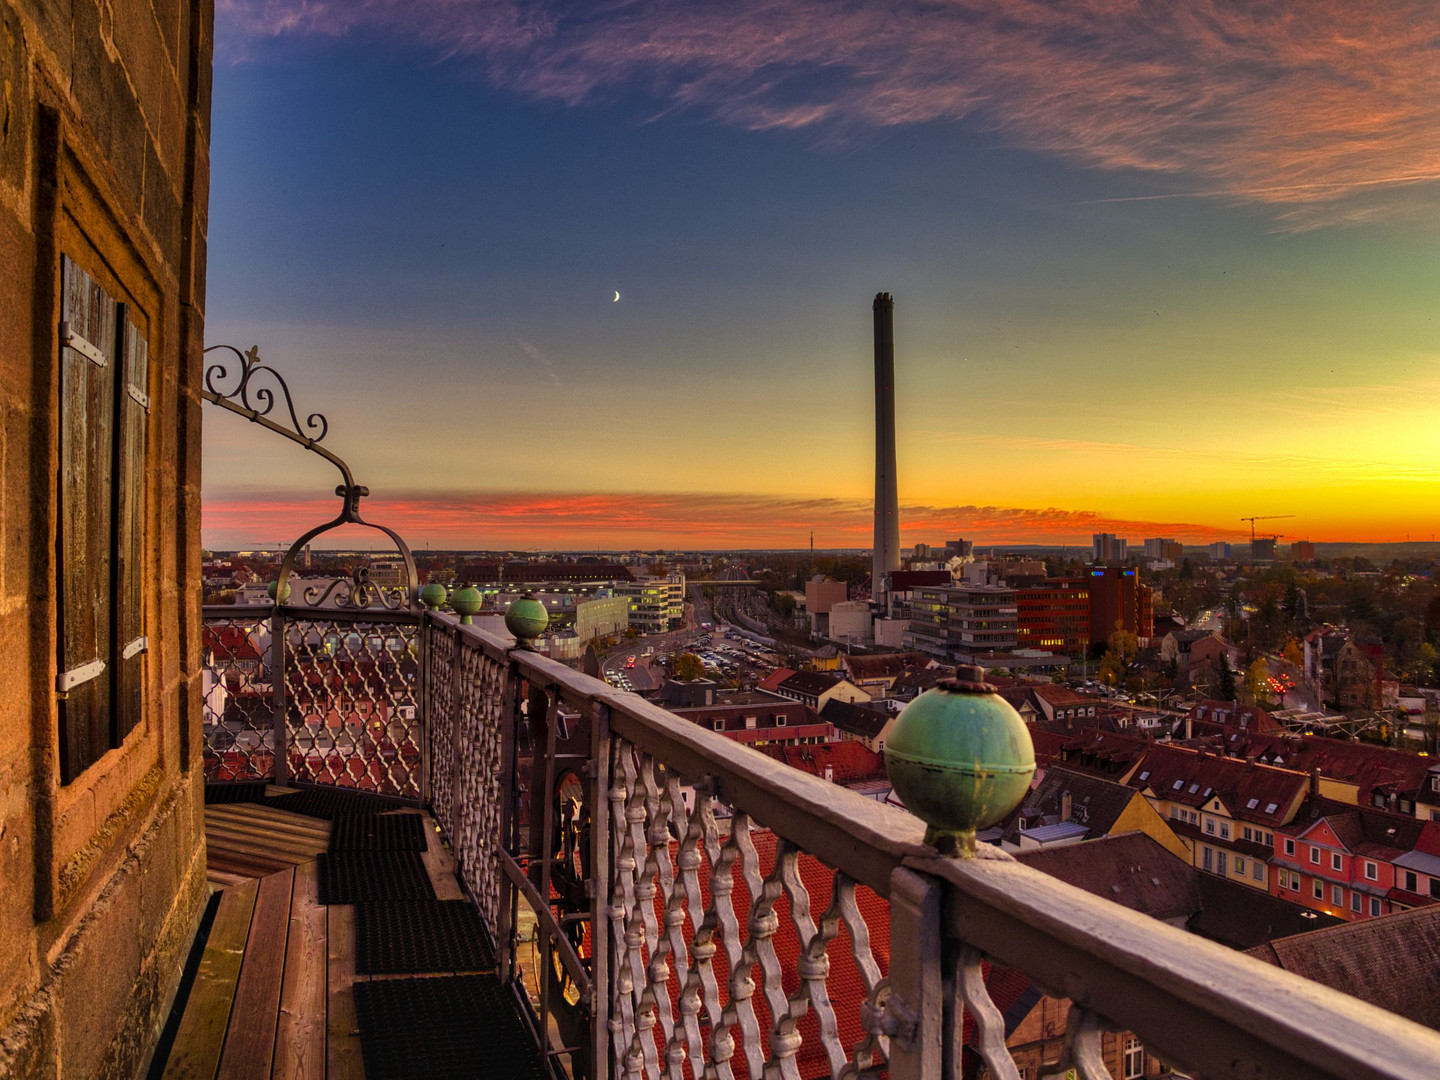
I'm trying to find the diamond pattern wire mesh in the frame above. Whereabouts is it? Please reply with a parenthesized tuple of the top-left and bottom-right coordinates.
(606, 737, 893, 1080)
(284, 617, 424, 799)
(201, 616, 275, 782)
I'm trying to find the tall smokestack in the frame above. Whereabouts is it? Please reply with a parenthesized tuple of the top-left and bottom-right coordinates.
(873, 293, 900, 601)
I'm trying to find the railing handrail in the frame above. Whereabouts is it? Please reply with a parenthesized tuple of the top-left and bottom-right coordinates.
(926, 847, 1440, 1080)
(434, 612, 930, 896)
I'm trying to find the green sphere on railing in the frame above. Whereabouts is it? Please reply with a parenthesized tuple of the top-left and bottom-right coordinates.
(419, 582, 448, 610)
(884, 664, 1034, 856)
(267, 579, 291, 604)
(451, 585, 483, 625)
(505, 593, 549, 649)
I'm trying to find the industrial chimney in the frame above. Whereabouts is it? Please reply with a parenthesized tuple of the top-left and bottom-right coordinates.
(872, 293, 901, 603)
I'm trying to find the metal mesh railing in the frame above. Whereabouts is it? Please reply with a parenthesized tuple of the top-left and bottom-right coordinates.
(202, 606, 424, 799)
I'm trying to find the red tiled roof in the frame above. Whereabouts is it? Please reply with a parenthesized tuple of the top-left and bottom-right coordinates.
(841, 652, 930, 681)
(757, 668, 796, 692)
(1130, 743, 1308, 826)
(759, 741, 887, 784)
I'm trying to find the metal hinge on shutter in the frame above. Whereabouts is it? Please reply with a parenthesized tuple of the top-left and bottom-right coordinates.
(126, 384, 150, 411)
(122, 636, 148, 660)
(59, 322, 108, 368)
(57, 658, 106, 694)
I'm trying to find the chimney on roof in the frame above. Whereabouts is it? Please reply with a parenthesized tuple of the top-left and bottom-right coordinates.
(1310, 767, 1321, 798)
(1061, 790, 1073, 822)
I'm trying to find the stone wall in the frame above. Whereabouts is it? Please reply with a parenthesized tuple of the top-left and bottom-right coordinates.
(0, 2, 212, 1077)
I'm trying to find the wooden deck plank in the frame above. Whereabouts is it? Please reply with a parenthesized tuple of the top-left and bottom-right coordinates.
(208, 802, 335, 834)
(203, 826, 327, 865)
(215, 869, 294, 1080)
(273, 861, 326, 1080)
(206, 806, 332, 840)
(420, 813, 466, 901)
(205, 850, 306, 882)
(162, 878, 260, 1080)
(326, 905, 365, 1080)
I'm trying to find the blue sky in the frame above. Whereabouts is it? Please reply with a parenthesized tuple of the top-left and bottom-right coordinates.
(203, 2, 1440, 550)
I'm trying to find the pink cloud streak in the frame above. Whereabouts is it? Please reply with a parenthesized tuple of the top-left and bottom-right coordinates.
(217, 0, 1440, 225)
(203, 488, 1242, 549)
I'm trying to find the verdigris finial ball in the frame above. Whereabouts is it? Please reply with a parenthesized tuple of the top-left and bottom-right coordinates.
(505, 594, 550, 646)
(451, 585, 483, 625)
(885, 664, 1035, 854)
(267, 579, 291, 604)
(419, 582, 448, 610)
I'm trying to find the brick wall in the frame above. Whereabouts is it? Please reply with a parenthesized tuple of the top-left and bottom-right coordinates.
(0, 2, 212, 1076)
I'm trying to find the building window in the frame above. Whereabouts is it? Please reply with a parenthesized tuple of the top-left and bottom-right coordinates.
(1351, 892, 1362, 912)
(1332, 885, 1343, 906)
(1331, 852, 1342, 872)
(1219, 822, 1230, 840)
(56, 256, 150, 783)
(1123, 1037, 1144, 1080)
(1205, 819, 1215, 835)
(1364, 861, 1378, 881)
(1405, 871, 1418, 893)
(1202, 847, 1213, 872)
(1309, 846, 1321, 865)
(713, 721, 725, 731)
(1235, 857, 1246, 876)
(1371, 897, 1382, 917)
(1284, 838, 1296, 856)
(1252, 861, 1265, 883)
(1313, 879, 1323, 900)
(1217, 851, 1227, 876)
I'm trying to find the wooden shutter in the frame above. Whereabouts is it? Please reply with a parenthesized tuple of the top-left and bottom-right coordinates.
(114, 310, 148, 741)
(58, 256, 116, 781)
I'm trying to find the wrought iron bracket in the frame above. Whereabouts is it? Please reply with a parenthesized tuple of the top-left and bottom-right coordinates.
(201, 343, 420, 609)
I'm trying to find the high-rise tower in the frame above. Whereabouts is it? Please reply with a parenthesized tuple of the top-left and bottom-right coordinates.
(872, 293, 901, 601)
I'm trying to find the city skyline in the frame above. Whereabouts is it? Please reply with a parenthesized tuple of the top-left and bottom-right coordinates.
(203, 2, 1440, 550)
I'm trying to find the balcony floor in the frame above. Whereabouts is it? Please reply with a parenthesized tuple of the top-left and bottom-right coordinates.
(159, 794, 533, 1080)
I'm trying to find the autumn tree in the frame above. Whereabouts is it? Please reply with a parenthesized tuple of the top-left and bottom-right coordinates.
(1245, 659, 1274, 707)
(1098, 626, 1139, 687)
(671, 653, 706, 681)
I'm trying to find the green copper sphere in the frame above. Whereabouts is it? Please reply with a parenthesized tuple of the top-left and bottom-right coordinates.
(885, 666, 1034, 854)
(451, 585, 483, 624)
(267, 579, 291, 604)
(505, 594, 550, 646)
(419, 582, 448, 610)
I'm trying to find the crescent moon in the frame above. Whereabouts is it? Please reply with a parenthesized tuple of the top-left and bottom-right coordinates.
(613, 291, 621, 302)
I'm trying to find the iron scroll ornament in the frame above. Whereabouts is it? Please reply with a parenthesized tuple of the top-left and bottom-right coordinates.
(201, 344, 420, 609)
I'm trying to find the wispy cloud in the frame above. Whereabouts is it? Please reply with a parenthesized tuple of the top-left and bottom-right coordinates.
(216, 0, 1440, 227)
(202, 487, 1241, 548)
(517, 338, 561, 388)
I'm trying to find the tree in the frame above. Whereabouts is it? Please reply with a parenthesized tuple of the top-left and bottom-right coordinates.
(1098, 626, 1139, 687)
(1245, 659, 1273, 707)
(1281, 638, 1304, 668)
(671, 653, 706, 681)
(1218, 653, 1237, 701)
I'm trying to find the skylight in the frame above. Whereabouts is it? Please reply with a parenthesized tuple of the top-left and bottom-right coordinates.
(1246, 798, 1259, 809)
(1188, 783, 1200, 794)
(1173, 780, 1184, 790)
(1265, 803, 1279, 814)
(1139, 770, 1150, 781)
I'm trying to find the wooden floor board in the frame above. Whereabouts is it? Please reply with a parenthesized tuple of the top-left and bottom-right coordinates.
(161, 878, 259, 1080)
(326, 904, 365, 1080)
(273, 861, 326, 1080)
(215, 869, 294, 1080)
(420, 813, 466, 901)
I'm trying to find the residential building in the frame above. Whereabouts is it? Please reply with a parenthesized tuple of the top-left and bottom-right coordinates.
(998, 767, 1188, 856)
(1143, 537, 1183, 561)
(1088, 566, 1154, 646)
(1127, 744, 1311, 891)
(1000, 684, 1102, 728)
(1092, 533, 1129, 563)
(1271, 797, 1425, 921)
(1248, 906, 1440, 1032)
(839, 651, 932, 695)
(903, 584, 1018, 662)
(1291, 540, 1316, 562)
(1209, 542, 1232, 559)
(763, 669, 872, 711)
(615, 572, 687, 632)
(1161, 630, 1231, 678)
(670, 696, 833, 747)
(1014, 578, 1091, 655)
(820, 697, 895, 753)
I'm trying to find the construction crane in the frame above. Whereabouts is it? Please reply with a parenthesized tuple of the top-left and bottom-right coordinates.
(1240, 515, 1294, 544)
